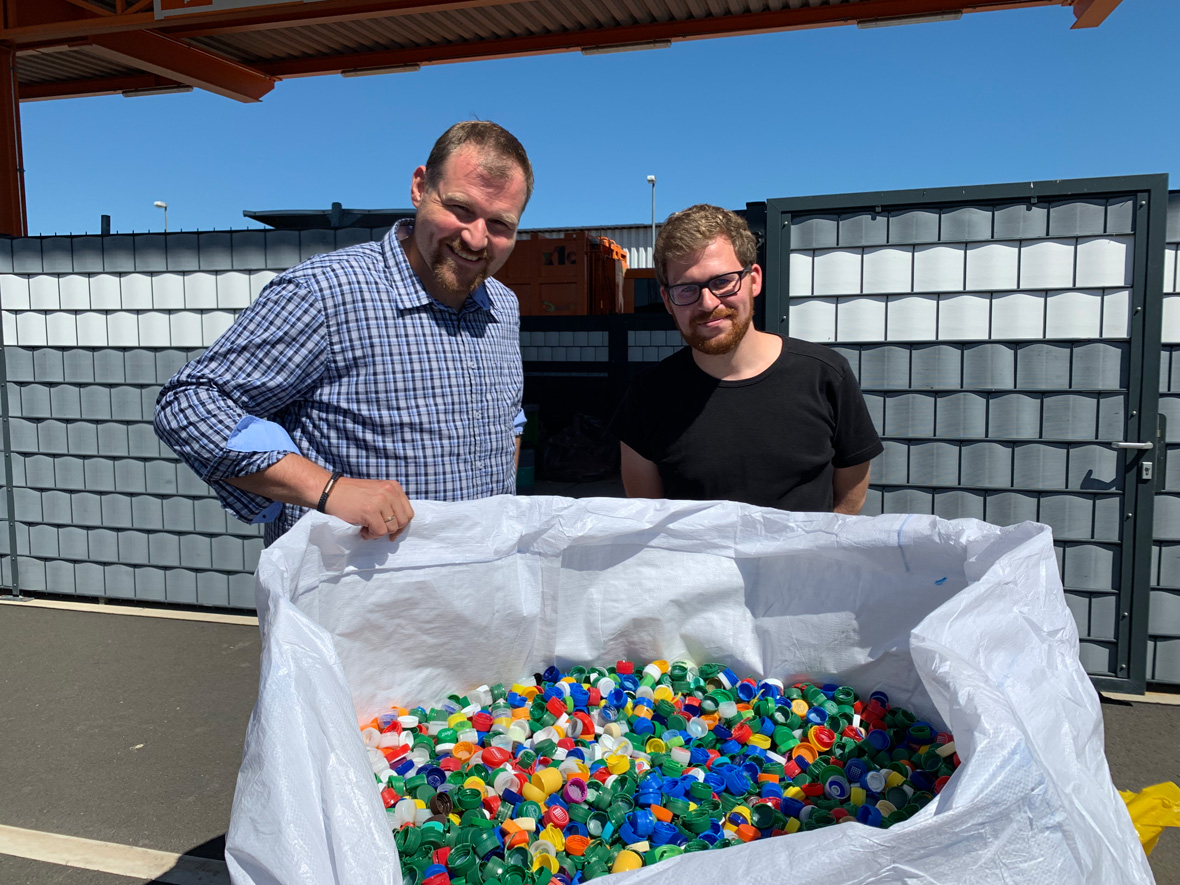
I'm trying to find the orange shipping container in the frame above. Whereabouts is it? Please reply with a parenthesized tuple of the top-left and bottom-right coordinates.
(496, 232, 626, 316)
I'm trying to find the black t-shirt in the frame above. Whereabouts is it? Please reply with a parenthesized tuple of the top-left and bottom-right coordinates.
(610, 336, 883, 511)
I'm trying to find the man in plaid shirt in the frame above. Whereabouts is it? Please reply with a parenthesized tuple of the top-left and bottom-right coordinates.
(155, 121, 532, 544)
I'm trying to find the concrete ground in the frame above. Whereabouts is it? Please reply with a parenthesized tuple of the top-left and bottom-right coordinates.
(0, 481, 1176, 884)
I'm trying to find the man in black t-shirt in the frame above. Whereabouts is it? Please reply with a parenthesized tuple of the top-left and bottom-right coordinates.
(609, 205, 882, 513)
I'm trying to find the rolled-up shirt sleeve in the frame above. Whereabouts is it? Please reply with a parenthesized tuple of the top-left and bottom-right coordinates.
(154, 277, 328, 523)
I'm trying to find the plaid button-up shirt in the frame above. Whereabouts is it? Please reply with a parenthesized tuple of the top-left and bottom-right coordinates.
(155, 220, 523, 544)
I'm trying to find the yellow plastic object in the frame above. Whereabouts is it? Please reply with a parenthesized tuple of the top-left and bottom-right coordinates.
(1119, 781, 1180, 856)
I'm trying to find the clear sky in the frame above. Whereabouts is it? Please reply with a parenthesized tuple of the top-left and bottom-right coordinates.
(18, 0, 1179, 237)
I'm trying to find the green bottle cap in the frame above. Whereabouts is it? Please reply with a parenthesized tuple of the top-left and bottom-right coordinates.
(395, 827, 422, 856)
(833, 686, 856, 705)
(567, 802, 591, 823)
(684, 839, 711, 852)
(750, 803, 776, 829)
(448, 844, 481, 879)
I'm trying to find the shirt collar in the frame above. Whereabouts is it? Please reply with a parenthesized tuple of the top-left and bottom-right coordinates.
(384, 219, 493, 313)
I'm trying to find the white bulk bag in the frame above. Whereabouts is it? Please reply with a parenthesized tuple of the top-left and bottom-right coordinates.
(226, 496, 1151, 885)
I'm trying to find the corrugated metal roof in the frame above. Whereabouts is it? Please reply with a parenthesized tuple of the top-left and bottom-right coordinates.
(6, 0, 1076, 102)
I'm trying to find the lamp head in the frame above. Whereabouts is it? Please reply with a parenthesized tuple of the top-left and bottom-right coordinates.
(153, 201, 168, 209)
(646, 176, 656, 184)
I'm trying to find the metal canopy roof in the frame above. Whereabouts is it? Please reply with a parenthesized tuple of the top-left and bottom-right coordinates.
(4, 0, 1122, 104)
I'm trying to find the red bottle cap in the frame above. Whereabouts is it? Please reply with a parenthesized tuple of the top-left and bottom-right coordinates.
(481, 746, 510, 767)
(616, 661, 635, 675)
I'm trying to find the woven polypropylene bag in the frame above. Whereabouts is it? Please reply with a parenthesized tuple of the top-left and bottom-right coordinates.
(226, 496, 1153, 885)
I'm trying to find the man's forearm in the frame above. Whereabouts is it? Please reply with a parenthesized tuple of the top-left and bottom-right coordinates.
(226, 453, 332, 510)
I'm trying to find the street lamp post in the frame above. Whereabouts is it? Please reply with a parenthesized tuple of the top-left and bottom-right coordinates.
(645, 176, 656, 261)
(153, 200, 169, 232)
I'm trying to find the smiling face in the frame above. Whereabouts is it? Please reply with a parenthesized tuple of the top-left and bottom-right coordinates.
(662, 236, 762, 356)
(406, 145, 529, 308)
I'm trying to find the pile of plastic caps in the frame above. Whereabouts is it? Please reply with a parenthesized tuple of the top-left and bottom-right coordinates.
(359, 661, 960, 885)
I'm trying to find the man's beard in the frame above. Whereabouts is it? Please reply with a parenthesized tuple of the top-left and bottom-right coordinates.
(680, 305, 753, 355)
(429, 236, 490, 300)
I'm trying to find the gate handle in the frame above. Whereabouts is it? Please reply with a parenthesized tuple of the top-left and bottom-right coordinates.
(1111, 441, 1153, 450)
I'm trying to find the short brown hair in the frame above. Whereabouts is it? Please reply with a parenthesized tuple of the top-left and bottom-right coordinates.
(654, 204, 757, 287)
(423, 121, 534, 208)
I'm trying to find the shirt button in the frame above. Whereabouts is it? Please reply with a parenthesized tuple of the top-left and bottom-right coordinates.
(469, 361, 477, 369)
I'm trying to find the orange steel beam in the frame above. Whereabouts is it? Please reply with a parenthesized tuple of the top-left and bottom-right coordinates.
(1071, 0, 1121, 28)
(257, 0, 1059, 78)
(88, 29, 275, 101)
(0, 43, 27, 236)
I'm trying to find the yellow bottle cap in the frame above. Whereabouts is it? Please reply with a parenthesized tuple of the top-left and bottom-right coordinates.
(611, 850, 643, 873)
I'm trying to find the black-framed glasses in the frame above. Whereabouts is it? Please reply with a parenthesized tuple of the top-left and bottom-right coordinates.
(665, 265, 752, 306)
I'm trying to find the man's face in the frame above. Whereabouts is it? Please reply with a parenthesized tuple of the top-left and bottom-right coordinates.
(408, 145, 528, 305)
(662, 236, 762, 356)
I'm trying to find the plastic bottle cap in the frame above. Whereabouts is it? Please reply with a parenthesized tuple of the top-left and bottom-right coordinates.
(611, 850, 643, 873)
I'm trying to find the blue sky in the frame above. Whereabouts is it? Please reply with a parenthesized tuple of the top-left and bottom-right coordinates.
(19, 0, 1178, 236)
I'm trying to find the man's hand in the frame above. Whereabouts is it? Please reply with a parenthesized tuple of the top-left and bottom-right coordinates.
(226, 454, 415, 540)
(324, 477, 415, 540)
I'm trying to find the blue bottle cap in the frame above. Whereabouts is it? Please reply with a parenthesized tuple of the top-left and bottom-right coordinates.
(824, 775, 851, 801)
(866, 729, 891, 751)
(909, 770, 935, 792)
(565, 820, 589, 838)
(758, 717, 776, 737)
(862, 771, 888, 794)
(618, 821, 640, 845)
(703, 772, 726, 793)
(806, 707, 828, 726)
(736, 682, 757, 702)
(633, 809, 655, 837)
(845, 759, 868, 782)
(857, 804, 883, 827)
(724, 769, 751, 794)
(507, 691, 528, 707)
(608, 689, 628, 707)
(781, 797, 805, 818)
(689, 747, 710, 766)
(719, 740, 741, 756)
(870, 690, 889, 706)
(713, 724, 732, 740)
(650, 822, 678, 846)
(543, 666, 563, 682)
(619, 674, 640, 692)
(631, 717, 654, 735)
